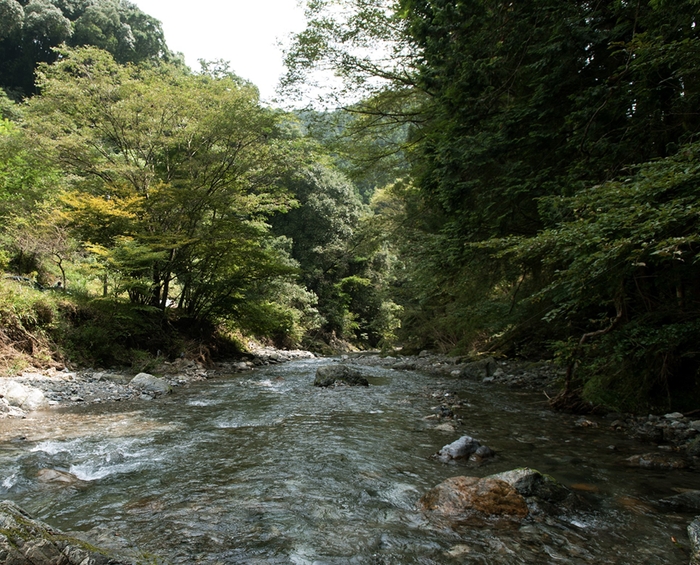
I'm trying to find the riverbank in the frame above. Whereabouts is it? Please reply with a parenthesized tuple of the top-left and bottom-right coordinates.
(0, 346, 315, 419)
(0, 352, 696, 564)
(4, 348, 700, 468)
(344, 352, 700, 470)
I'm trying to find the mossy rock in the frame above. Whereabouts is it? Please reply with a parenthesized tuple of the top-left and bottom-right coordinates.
(0, 500, 132, 564)
(314, 364, 369, 387)
(487, 468, 570, 503)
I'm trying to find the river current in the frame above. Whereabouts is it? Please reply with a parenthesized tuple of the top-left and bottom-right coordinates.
(0, 357, 698, 564)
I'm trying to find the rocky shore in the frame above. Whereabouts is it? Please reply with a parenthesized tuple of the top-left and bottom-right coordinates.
(0, 346, 315, 419)
(344, 352, 700, 468)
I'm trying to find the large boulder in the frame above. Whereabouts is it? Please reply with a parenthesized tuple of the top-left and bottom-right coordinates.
(0, 380, 48, 411)
(436, 435, 494, 463)
(487, 468, 569, 503)
(456, 357, 497, 380)
(418, 476, 528, 527)
(129, 373, 171, 395)
(0, 500, 131, 564)
(314, 364, 369, 387)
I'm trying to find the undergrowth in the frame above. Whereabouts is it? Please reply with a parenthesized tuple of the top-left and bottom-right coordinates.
(0, 277, 248, 374)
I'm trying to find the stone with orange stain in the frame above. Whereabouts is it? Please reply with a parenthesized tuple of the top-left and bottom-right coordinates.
(418, 476, 528, 527)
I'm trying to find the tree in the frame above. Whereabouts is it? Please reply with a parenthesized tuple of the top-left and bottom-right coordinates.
(496, 141, 700, 411)
(281, 0, 414, 107)
(25, 47, 299, 326)
(270, 162, 366, 337)
(0, 0, 171, 97)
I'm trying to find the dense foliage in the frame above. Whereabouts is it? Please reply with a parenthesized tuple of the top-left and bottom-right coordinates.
(2, 0, 700, 412)
(283, 0, 700, 411)
(0, 0, 171, 97)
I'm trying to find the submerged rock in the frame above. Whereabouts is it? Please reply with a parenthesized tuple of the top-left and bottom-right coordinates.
(660, 490, 700, 512)
(625, 453, 687, 469)
(456, 357, 497, 380)
(0, 500, 131, 564)
(314, 364, 369, 387)
(418, 476, 528, 527)
(487, 468, 569, 503)
(129, 373, 171, 396)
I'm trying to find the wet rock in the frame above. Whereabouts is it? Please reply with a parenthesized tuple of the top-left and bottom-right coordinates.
(418, 476, 528, 526)
(690, 518, 700, 565)
(314, 364, 369, 387)
(36, 468, 82, 486)
(391, 361, 417, 371)
(0, 380, 48, 411)
(457, 357, 497, 380)
(0, 500, 131, 564)
(487, 468, 569, 503)
(688, 437, 700, 457)
(660, 490, 700, 512)
(472, 445, 495, 461)
(436, 435, 494, 463)
(625, 453, 687, 469)
(94, 372, 130, 384)
(574, 417, 598, 428)
(129, 373, 171, 395)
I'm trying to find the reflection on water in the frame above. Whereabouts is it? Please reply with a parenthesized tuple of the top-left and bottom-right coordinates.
(0, 357, 697, 564)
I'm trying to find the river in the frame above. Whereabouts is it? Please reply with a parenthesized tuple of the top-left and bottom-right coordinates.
(0, 357, 698, 564)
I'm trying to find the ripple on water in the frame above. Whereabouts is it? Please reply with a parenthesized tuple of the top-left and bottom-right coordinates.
(0, 357, 698, 565)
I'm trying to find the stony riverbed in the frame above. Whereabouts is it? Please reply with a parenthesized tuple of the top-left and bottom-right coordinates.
(2, 352, 700, 564)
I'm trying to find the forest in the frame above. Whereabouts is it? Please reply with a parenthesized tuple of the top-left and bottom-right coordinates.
(0, 0, 699, 414)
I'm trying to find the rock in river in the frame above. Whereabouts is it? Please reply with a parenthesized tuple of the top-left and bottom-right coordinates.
(660, 490, 700, 512)
(487, 467, 569, 503)
(436, 435, 495, 463)
(0, 500, 131, 564)
(418, 476, 528, 527)
(690, 517, 700, 565)
(314, 364, 369, 387)
(625, 452, 687, 469)
(37, 468, 83, 486)
(129, 372, 171, 396)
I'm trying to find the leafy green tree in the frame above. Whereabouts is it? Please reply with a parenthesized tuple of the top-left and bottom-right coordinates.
(270, 163, 365, 335)
(496, 141, 700, 411)
(0, 0, 170, 97)
(389, 0, 700, 351)
(25, 47, 299, 329)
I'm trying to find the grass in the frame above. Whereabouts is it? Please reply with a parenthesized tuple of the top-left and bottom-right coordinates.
(0, 275, 250, 375)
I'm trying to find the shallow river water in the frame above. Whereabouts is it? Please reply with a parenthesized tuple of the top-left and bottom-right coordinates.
(1, 357, 699, 564)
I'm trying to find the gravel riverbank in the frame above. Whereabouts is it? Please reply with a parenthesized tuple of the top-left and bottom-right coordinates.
(0, 346, 315, 419)
(3, 348, 700, 468)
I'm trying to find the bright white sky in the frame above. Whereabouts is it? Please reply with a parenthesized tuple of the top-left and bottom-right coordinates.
(133, 0, 307, 104)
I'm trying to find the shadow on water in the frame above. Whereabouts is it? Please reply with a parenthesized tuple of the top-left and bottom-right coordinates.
(0, 356, 698, 563)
